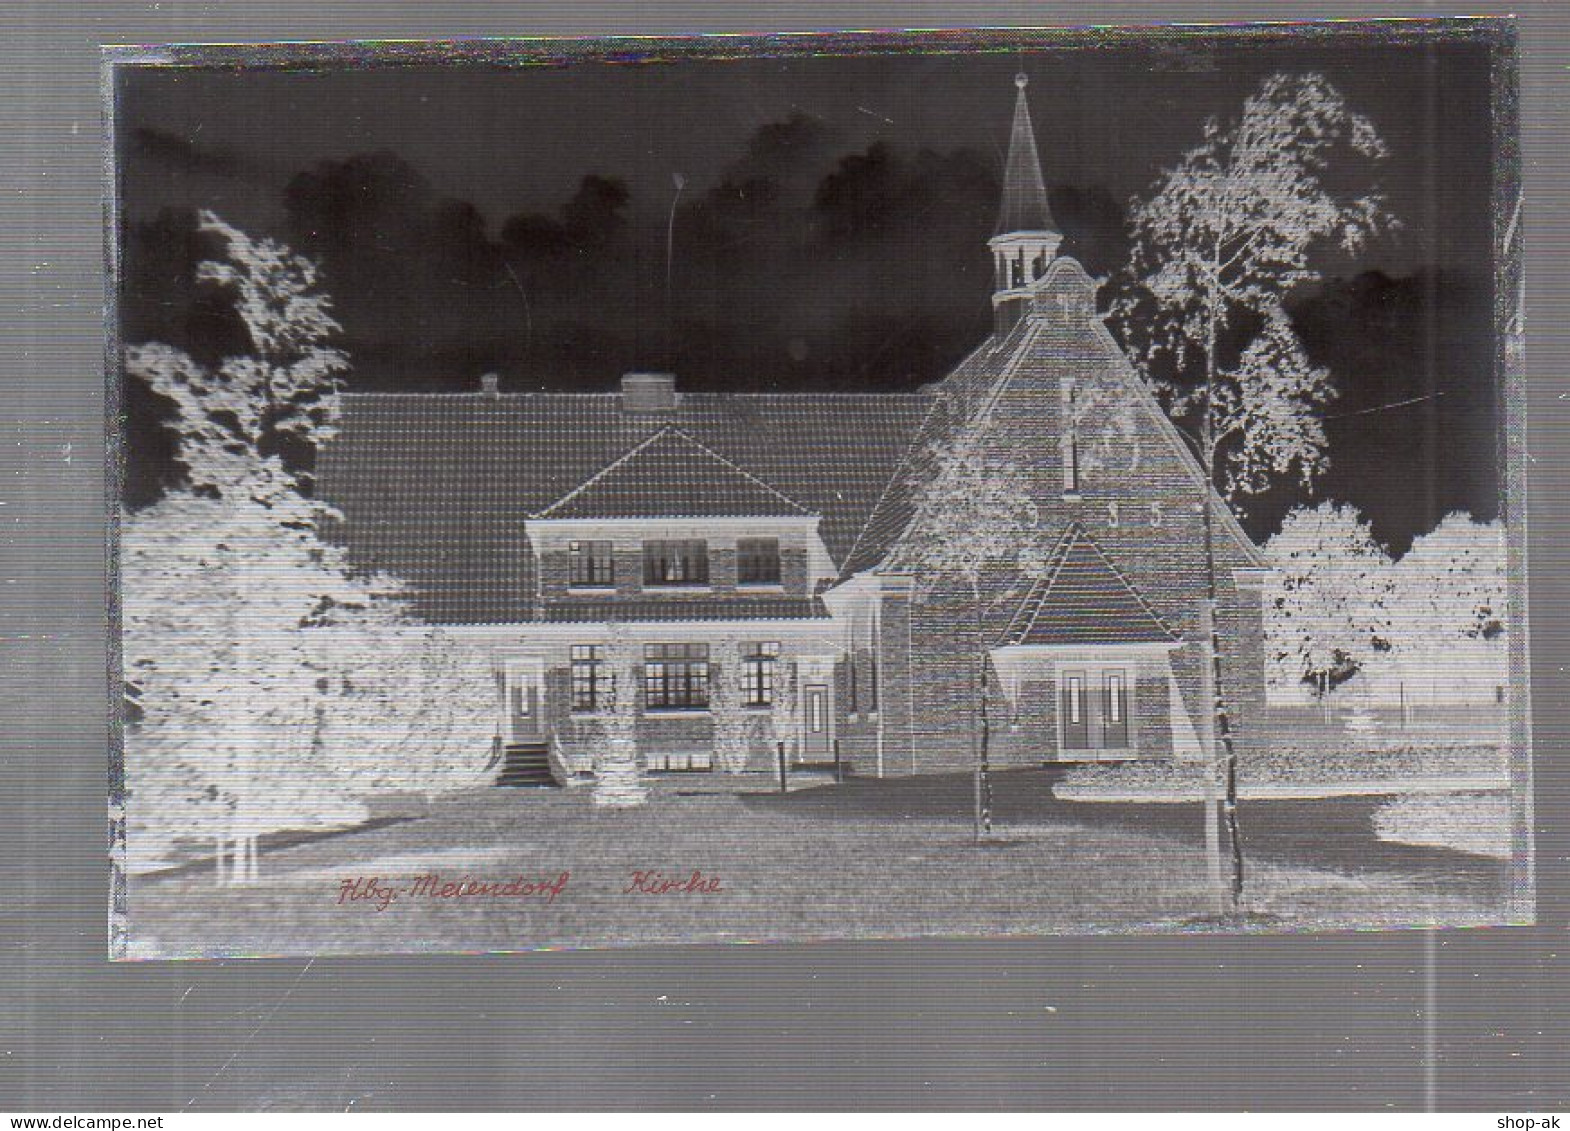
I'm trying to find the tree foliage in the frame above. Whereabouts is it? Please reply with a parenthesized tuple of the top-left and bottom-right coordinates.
(1113, 73, 1396, 508)
(1263, 502, 1392, 697)
(1381, 512, 1507, 692)
(587, 625, 648, 807)
(122, 213, 486, 875)
(1262, 506, 1507, 703)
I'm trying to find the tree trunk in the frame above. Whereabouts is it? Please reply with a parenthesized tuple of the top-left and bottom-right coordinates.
(974, 593, 994, 841)
(1197, 605, 1226, 916)
(1201, 285, 1244, 911)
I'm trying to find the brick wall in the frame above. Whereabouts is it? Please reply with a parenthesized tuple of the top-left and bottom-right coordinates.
(873, 257, 1270, 773)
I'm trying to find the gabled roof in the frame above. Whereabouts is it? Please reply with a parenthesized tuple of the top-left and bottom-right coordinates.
(842, 316, 1039, 578)
(999, 524, 1178, 648)
(535, 425, 813, 520)
(316, 392, 929, 624)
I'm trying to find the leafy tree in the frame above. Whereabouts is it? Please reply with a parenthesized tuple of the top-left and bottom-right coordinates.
(767, 647, 801, 770)
(310, 618, 500, 796)
(587, 625, 648, 808)
(121, 213, 444, 880)
(1384, 512, 1507, 703)
(710, 638, 766, 775)
(1114, 73, 1396, 908)
(1263, 503, 1393, 707)
(898, 425, 1041, 840)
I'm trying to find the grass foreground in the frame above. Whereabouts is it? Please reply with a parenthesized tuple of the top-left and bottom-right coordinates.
(126, 769, 1510, 959)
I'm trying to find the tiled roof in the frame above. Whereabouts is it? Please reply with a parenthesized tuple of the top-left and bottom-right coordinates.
(536, 426, 813, 519)
(843, 317, 1038, 578)
(542, 597, 832, 623)
(999, 524, 1178, 647)
(316, 391, 929, 624)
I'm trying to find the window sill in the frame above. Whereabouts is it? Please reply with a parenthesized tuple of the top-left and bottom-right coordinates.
(736, 582, 785, 592)
(641, 584, 714, 593)
(642, 709, 713, 718)
(565, 586, 617, 595)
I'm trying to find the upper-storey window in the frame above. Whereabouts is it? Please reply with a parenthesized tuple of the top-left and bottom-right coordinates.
(736, 537, 781, 586)
(568, 540, 614, 587)
(643, 539, 709, 586)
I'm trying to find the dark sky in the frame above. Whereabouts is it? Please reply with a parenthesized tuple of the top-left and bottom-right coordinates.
(114, 30, 1505, 549)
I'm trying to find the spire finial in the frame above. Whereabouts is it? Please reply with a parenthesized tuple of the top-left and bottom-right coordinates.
(1015, 72, 1028, 90)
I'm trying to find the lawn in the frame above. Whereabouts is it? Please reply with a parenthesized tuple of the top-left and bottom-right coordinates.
(127, 770, 1509, 960)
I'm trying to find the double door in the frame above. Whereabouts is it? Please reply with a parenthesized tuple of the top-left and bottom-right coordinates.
(1059, 668, 1131, 757)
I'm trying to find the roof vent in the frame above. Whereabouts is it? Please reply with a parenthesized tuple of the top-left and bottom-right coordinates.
(479, 372, 501, 398)
(620, 372, 677, 413)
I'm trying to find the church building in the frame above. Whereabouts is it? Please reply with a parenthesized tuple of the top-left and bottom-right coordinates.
(316, 76, 1271, 782)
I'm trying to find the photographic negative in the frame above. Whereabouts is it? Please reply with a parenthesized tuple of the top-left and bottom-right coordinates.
(107, 23, 1530, 959)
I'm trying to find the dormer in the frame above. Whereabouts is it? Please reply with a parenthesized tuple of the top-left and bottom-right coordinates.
(523, 425, 838, 598)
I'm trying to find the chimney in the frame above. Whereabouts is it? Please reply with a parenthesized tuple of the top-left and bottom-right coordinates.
(479, 372, 501, 399)
(620, 372, 677, 413)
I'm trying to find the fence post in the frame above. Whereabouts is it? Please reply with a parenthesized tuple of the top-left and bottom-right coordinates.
(833, 738, 843, 783)
(777, 741, 788, 794)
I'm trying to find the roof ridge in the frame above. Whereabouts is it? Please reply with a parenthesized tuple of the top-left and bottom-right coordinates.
(659, 426, 816, 516)
(532, 423, 815, 520)
(837, 331, 1013, 577)
(865, 319, 1046, 576)
(533, 426, 677, 518)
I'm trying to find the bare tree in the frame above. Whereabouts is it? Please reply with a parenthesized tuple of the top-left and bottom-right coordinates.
(900, 425, 1041, 841)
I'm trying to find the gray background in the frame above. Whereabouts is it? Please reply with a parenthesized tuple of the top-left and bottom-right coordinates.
(3, 1, 1566, 1111)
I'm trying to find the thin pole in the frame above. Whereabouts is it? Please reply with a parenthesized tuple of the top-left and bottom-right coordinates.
(665, 173, 685, 330)
(777, 741, 787, 794)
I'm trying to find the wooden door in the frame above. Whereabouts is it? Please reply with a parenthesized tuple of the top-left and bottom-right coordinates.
(802, 684, 830, 761)
(1100, 671, 1130, 749)
(507, 662, 545, 743)
(1061, 670, 1091, 751)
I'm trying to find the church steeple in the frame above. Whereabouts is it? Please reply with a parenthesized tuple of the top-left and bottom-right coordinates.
(989, 74, 1062, 335)
(996, 73, 1055, 236)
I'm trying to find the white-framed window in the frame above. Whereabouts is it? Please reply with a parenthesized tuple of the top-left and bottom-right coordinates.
(736, 538, 781, 586)
(1062, 380, 1080, 494)
(743, 641, 779, 707)
(568, 540, 614, 587)
(644, 642, 710, 709)
(643, 539, 709, 585)
(570, 644, 604, 712)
